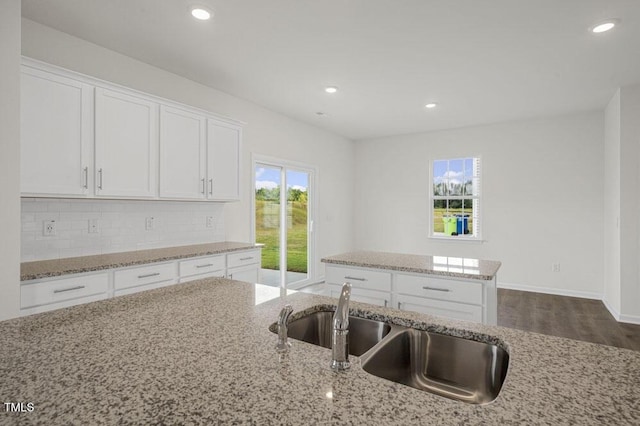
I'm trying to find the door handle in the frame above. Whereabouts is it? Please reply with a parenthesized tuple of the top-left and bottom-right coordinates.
(54, 285, 85, 294)
(83, 167, 89, 189)
(422, 286, 451, 292)
(137, 272, 160, 279)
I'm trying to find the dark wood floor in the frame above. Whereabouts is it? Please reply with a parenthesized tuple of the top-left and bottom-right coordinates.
(498, 289, 640, 351)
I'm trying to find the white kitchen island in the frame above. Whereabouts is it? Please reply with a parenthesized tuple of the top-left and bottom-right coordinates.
(322, 251, 501, 325)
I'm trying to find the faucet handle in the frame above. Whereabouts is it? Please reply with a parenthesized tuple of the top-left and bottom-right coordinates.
(276, 305, 294, 353)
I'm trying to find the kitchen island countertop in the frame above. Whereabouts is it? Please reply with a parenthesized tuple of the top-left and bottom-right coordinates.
(322, 251, 501, 280)
(1, 278, 638, 425)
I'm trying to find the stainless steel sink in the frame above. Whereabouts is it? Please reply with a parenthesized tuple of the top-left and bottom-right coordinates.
(271, 308, 509, 404)
(284, 311, 392, 356)
(361, 328, 509, 404)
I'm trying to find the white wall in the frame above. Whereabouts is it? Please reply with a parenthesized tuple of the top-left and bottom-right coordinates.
(21, 19, 355, 280)
(603, 90, 621, 314)
(355, 112, 604, 298)
(619, 84, 640, 319)
(0, 0, 21, 321)
(21, 199, 225, 262)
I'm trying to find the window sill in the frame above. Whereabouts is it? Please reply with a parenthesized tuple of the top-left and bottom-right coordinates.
(428, 235, 486, 243)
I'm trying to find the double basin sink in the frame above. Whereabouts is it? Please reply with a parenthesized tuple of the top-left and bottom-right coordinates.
(275, 308, 509, 405)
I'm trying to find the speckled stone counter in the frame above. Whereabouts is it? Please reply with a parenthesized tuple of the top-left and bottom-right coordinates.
(1, 279, 638, 425)
(20, 241, 259, 281)
(323, 251, 501, 280)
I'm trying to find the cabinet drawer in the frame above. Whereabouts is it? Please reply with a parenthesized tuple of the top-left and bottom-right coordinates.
(395, 274, 483, 305)
(179, 255, 225, 278)
(21, 273, 109, 309)
(227, 250, 260, 269)
(328, 285, 390, 307)
(114, 262, 176, 291)
(326, 266, 391, 292)
(397, 294, 483, 323)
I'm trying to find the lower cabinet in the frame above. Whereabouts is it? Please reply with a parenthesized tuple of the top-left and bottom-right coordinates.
(20, 248, 261, 316)
(114, 262, 177, 296)
(21, 272, 110, 316)
(178, 255, 226, 282)
(328, 285, 389, 307)
(226, 249, 261, 283)
(324, 264, 497, 325)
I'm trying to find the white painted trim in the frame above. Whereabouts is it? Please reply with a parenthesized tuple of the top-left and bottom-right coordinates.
(602, 298, 640, 325)
(602, 297, 621, 321)
(497, 281, 602, 300)
(618, 313, 640, 325)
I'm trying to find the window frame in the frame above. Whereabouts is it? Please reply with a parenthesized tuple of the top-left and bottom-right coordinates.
(428, 156, 482, 241)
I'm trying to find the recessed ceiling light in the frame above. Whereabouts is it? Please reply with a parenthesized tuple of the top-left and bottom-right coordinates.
(591, 19, 619, 33)
(425, 103, 438, 109)
(325, 86, 338, 94)
(191, 6, 212, 21)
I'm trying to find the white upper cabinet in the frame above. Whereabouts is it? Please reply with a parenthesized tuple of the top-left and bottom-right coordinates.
(20, 66, 93, 196)
(159, 106, 206, 199)
(207, 119, 241, 201)
(95, 88, 159, 198)
(20, 59, 243, 202)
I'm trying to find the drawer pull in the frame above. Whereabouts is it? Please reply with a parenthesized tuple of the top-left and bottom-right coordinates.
(423, 286, 451, 292)
(344, 276, 367, 281)
(138, 272, 161, 279)
(239, 257, 253, 261)
(54, 285, 85, 294)
(196, 264, 214, 268)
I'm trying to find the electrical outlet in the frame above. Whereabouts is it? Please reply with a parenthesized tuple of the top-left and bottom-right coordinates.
(43, 220, 57, 236)
(552, 263, 561, 272)
(206, 216, 214, 228)
(145, 216, 155, 231)
(88, 219, 99, 234)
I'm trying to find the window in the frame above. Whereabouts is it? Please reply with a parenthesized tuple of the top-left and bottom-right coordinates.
(431, 157, 481, 239)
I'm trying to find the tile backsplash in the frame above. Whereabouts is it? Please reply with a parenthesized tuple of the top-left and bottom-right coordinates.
(21, 198, 225, 261)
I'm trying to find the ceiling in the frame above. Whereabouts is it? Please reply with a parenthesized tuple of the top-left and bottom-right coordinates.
(21, 0, 640, 140)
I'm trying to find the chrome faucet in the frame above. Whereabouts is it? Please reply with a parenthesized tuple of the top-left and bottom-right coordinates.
(331, 282, 352, 371)
(275, 304, 294, 353)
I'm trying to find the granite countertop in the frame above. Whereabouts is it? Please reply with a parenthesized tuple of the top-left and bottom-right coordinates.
(322, 251, 502, 280)
(1, 278, 638, 425)
(20, 241, 260, 281)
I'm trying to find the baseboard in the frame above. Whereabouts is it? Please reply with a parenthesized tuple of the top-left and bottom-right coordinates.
(602, 299, 640, 325)
(497, 282, 602, 300)
(619, 313, 640, 325)
(601, 298, 621, 321)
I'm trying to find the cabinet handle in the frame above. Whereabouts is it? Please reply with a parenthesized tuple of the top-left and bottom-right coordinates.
(208, 179, 213, 195)
(384, 300, 388, 307)
(137, 272, 160, 279)
(201, 178, 206, 194)
(196, 264, 214, 268)
(54, 285, 85, 294)
(398, 302, 402, 309)
(422, 286, 451, 292)
(98, 168, 103, 189)
(344, 276, 367, 281)
(240, 257, 253, 261)
(83, 167, 88, 189)
(229, 274, 233, 280)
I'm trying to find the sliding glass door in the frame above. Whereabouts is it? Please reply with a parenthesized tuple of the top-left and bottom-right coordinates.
(254, 158, 315, 289)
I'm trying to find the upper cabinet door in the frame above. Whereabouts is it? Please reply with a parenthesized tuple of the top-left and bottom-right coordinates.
(159, 106, 206, 199)
(20, 66, 93, 196)
(95, 88, 159, 198)
(207, 119, 241, 201)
